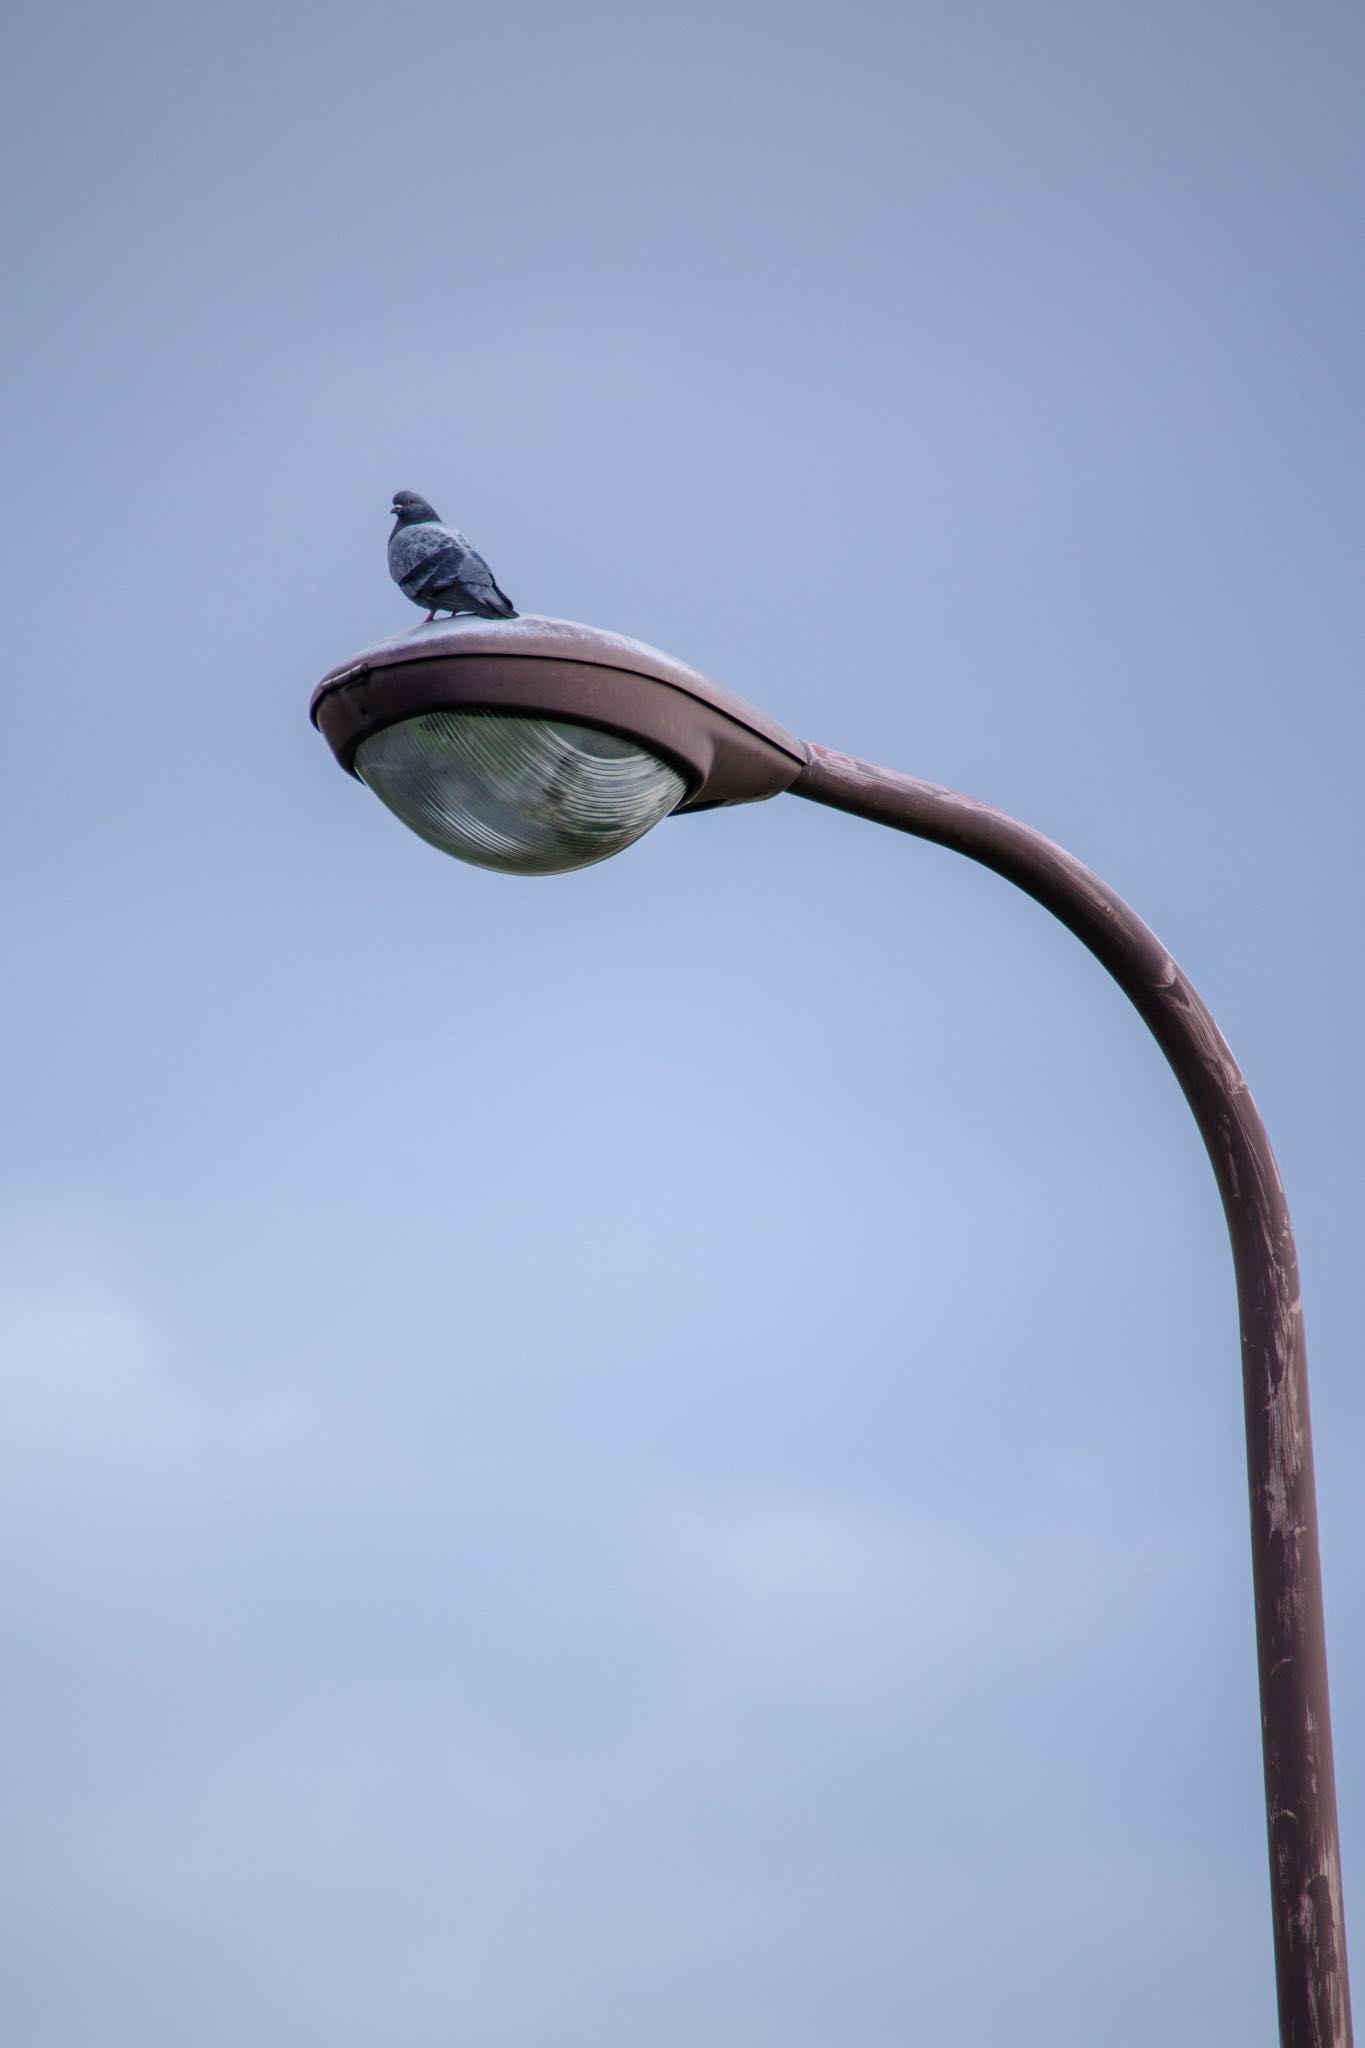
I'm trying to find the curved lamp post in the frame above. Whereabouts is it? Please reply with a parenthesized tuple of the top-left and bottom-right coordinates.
(311, 614, 1352, 2047)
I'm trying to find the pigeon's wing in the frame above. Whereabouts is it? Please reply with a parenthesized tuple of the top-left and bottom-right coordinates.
(389, 522, 473, 601)
(439, 542, 515, 614)
(389, 520, 516, 615)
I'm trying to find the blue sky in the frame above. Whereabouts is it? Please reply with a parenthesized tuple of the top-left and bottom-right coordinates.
(2, 3, 1361, 2042)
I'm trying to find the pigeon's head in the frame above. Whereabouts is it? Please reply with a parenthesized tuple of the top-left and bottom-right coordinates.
(391, 490, 439, 526)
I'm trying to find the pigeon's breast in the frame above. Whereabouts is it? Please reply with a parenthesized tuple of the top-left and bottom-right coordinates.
(389, 522, 455, 585)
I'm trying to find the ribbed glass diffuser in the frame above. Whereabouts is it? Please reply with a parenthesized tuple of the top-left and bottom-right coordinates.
(354, 710, 687, 876)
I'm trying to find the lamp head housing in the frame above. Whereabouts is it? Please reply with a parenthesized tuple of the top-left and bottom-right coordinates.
(310, 615, 808, 875)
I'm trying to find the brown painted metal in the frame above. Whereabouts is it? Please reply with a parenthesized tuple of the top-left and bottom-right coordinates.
(792, 742, 1352, 2048)
(308, 623, 1350, 2039)
(310, 615, 808, 812)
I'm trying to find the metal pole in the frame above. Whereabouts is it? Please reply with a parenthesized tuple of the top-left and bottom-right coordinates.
(791, 743, 1352, 2048)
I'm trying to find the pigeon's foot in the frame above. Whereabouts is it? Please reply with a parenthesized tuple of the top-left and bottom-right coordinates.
(424, 611, 437, 623)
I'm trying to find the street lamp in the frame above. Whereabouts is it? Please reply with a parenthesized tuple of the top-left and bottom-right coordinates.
(311, 613, 1352, 2048)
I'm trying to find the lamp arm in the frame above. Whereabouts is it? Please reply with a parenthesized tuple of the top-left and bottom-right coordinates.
(790, 742, 1351, 2048)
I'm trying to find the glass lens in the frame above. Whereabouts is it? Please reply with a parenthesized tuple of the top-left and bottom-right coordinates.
(354, 711, 687, 876)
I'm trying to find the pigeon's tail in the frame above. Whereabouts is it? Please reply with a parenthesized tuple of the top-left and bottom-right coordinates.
(487, 583, 518, 619)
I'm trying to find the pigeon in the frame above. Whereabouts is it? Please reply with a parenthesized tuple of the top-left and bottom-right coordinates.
(388, 491, 518, 620)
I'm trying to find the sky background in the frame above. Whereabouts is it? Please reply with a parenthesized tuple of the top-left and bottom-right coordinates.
(2, 3, 1362, 2042)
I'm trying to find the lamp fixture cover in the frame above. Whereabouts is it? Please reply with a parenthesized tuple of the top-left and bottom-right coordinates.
(353, 708, 689, 875)
(310, 614, 809, 816)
